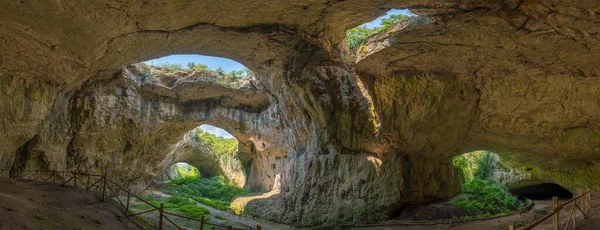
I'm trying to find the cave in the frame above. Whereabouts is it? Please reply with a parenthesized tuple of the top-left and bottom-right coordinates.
(509, 183, 574, 200)
(1, 0, 599, 228)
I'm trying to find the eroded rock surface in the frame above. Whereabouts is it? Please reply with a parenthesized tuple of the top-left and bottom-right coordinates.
(1, 0, 600, 227)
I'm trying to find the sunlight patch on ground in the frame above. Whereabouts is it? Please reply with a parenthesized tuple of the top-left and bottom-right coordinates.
(230, 174, 281, 215)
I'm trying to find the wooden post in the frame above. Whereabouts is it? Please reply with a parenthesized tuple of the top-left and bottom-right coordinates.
(509, 224, 515, 230)
(573, 194, 577, 228)
(158, 203, 164, 230)
(73, 173, 77, 188)
(87, 175, 90, 188)
(257, 225, 262, 230)
(552, 196, 559, 230)
(101, 173, 107, 202)
(125, 193, 130, 214)
(200, 216, 205, 230)
(227, 226, 233, 230)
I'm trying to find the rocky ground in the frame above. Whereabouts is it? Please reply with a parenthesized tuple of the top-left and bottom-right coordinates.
(0, 178, 142, 230)
(358, 195, 600, 230)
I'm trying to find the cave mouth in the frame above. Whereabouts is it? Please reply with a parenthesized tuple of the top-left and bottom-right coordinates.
(156, 162, 200, 182)
(509, 183, 573, 200)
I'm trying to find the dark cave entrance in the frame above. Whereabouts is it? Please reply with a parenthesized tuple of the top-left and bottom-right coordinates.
(509, 183, 573, 200)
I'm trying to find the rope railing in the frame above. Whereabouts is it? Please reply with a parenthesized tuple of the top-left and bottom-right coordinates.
(0, 169, 261, 230)
(509, 190, 593, 230)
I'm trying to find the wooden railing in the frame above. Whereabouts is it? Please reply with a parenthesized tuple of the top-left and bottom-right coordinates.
(0, 169, 261, 230)
(510, 190, 592, 230)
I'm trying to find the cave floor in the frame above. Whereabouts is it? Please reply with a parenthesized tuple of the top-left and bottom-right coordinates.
(0, 178, 142, 230)
(358, 195, 600, 230)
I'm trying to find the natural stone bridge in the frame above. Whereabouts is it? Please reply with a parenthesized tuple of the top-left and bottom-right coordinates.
(0, 0, 599, 227)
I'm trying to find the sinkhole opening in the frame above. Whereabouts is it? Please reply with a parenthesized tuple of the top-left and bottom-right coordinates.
(143, 54, 252, 77)
(509, 183, 573, 200)
(346, 9, 414, 51)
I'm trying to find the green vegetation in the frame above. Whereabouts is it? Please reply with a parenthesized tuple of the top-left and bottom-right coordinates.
(157, 62, 183, 70)
(166, 175, 251, 211)
(166, 163, 200, 185)
(130, 194, 210, 218)
(149, 61, 250, 78)
(450, 151, 524, 217)
(186, 62, 208, 71)
(346, 13, 408, 51)
(194, 128, 238, 159)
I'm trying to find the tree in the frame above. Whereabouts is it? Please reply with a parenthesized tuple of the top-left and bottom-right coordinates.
(380, 14, 408, 30)
(346, 13, 409, 51)
(215, 66, 225, 76)
(186, 62, 196, 69)
(228, 70, 244, 78)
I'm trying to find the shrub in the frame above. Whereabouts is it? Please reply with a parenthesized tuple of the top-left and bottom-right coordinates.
(346, 13, 408, 51)
(187, 62, 209, 71)
(158, 62, 183, 70)
(165, 176, 251, 210)
(449, 179, 523, 216)
(450, 151, 524, 217)
(227, 70, 244, 78)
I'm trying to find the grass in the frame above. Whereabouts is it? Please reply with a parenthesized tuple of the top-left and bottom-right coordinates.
(129, 194, 210, 218)
(165, 175, 252, 211)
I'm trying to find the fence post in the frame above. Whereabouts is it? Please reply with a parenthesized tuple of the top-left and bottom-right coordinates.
(200, 216, 205, 230)
(509, 224, 515, 230)
(125, 193, 130, 214)
(73, 173, 77, 188)
(552, 196, 559, 230)
(101, 173, 107, 202)
(257, 225, 262, 230)
(227, 226, 232, 230)
(158, 203, 164, 230)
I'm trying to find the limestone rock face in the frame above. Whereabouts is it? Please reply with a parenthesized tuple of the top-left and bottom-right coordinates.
(1, 0, 600, 227)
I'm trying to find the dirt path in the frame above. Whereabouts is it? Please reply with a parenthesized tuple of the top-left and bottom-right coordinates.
(0, 178, 142, 230)
(150, 190, 295, 230)
(358, 196, 600, 230)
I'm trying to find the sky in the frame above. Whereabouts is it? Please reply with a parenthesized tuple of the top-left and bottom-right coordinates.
(144, 54, 246, 72)
(363, 9, 415, 28)
(200, 124, 234, 138)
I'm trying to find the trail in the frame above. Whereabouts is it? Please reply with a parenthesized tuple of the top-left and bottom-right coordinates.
(358, 195, 600, 230)
(150, 190, 295, 230)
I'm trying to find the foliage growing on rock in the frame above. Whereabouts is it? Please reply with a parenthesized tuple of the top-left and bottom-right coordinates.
(195, 129, 238, 159)
(450, 151, 524, 217)
(346, 13, 408, 51)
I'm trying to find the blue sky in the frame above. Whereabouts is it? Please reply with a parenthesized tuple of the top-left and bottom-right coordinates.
(144, 9, 413, 72)
(200, 124, 234, 138)
(364, 9, 414, 28)
(144, 54, 246, 72)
